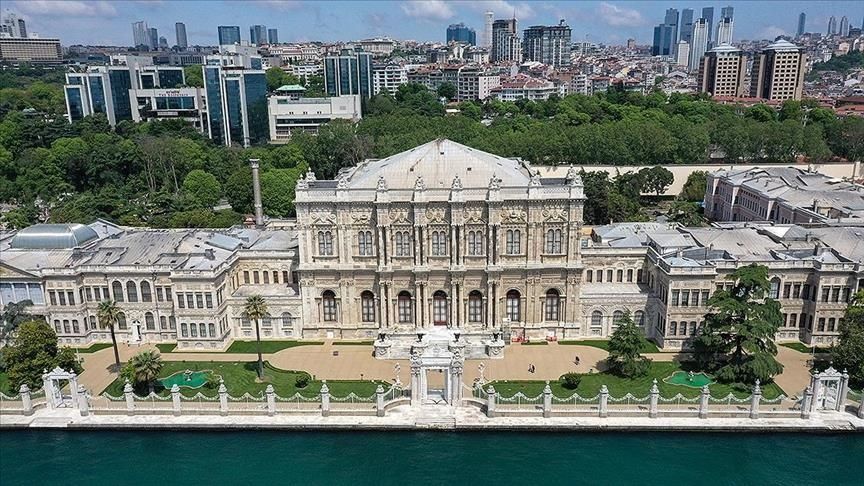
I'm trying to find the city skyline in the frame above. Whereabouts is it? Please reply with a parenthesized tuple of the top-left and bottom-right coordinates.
(5, 0, 863, 46)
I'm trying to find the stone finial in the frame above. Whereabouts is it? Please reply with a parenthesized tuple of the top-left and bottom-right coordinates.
(488, 173, 502, 190)
(306, 170, 316, 182)
(320, 380, 329, 394)
(530, 170, 542, 186)
(753, 380, 761, 394)
(414, 176, 426, 191)
(296, 174, 309, 190)
(337, 175, 348, 189)
(600, 385, 609, 394)
(701, 385, 710, 394)
(543, 381, 552, 394)
(376, 384, 385, 394)
(451, 175, 463, 190)
(566, 166, 582, 187)
(376, 175, 388, 191)
(123, 379, 133, 393)
(171, 384, 180, 393)
(19, 384, 30, 394)
(217, 378, 227, 394)
(487, 385, 496, 394)
(265, 384, 274, 393)
(650, 379, 659, 394)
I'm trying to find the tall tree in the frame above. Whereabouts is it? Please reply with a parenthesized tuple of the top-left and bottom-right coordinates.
(3, 320, 82, 390)
(678, 171, 708, 202)
(606, 312, 652, 378)
(243, 295, 269, 380)
(694, 264, 784, 384)
(832, 291, 864, 387)
(0, 300, 40, 344)
(97, 300, 123, 372)
(639, 166, 674, 196)
(123, 350, 164, 393)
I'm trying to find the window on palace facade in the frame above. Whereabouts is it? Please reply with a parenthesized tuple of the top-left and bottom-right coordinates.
(317, 231, 334, 256)
(358, 230, 374, 256)
(545, 228, 562, 254)
(612, 310, 624, 327)
(398, 291, 413, 323)
(112, 280, 124, 302)
(627, 269, 634, 283)
(117, 312, 127, 330)
(506, 229, 521, 254)
(433, 290, 448, 325)
(591, 311, 603, 328)
(506, 290, 521, 322)
(586, 270, 593, 282)
(617, 269, 623, 282)
(160, 316, 167, 330)
(361, 291, 375, 322)
(281, 312, 294, 331)
(143, 312, 154, 330)
(634, 310, 645, 326)
(322, 290, 337, 321)
(126, 281, 138, 303)
(545, 289, 560, 321)
(468, 290, 483, 322)
(140, 281, 152, 302)
(467, 230, 483, 256)
(396, 231, 413, 256)
(430, 231, 446, 256)
(769, 278, 780, 299)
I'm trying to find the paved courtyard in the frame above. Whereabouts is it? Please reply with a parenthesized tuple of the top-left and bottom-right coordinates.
(75, 340, 817, 397)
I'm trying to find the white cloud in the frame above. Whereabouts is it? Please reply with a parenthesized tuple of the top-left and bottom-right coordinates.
(401, 1, 455, 21)
(11, 0, 118, 18)
(251, 0, 303, 11)
(758, 25, 789, 40)
(468, 1, 535, 20)
(596, 2, 645, 28)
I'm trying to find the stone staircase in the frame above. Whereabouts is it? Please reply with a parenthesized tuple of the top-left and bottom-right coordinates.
(414, 406, 457, 429)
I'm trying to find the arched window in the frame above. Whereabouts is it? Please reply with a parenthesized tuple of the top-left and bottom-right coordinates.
(358, 230, 374, 256)
(433, 290, 448, 326)
(394, 231, 412, 256)
(160, 316, 167, 330)
(468, 290, 483, 322)
(634, 310, 645, 326)
(545, 228, 562, 254)
(72, 320, 80, 333)
(431, 231, 446, 256)
(591, 311, 603, 327)
(126, 281, 138, 303)
(616, 269, 623, 282)
(360, 291, 375, 322)
(181, 322, 188, 337)
(53, 320, 61, 332)
(169, 316, 176, 330)
(140, 281, 152, 302)
(586, 269, 593, 282)
(670, 321, 678, 335)
(398, 291, 413, 323)
(112, 280, 124, 302)
(545, 289, 560, 321)
(612, 310, 624, 327)
(199, 323, 207, 337)
(506, 229, 521, 254)
(318, 231, 333, 256)
(322, 290, 337, 321)
(145, 312, 155, 330)
(209, 323, 216, 336)
(117, 312, 127, 330)
(468, 230, 483, 256)
(506, 289, 521, 322)
(190, 322, 198, 338)
(769, 277, 781, 299)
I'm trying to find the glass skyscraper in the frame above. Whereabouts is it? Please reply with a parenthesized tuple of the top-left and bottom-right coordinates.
(324, 49, 373, 99)
(203, 64, 268, 147)
(217, 25, 241, 46)
(446, 23, 476, 45)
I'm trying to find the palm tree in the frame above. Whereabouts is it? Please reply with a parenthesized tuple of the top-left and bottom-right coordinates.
(128, 350, 163, 393)
(243, 295, 269, 380)
(97, 300, 122, 372)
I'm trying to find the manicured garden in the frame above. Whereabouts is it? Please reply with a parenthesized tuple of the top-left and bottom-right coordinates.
(0, 372, 10, 395)
(155, 343, 177, 353)
(558, 339, 660, 353)
(68, 343, 113, 353)
(224, 340, 323, 353)
(101, 360, 385, 399)
(486, 362, 785, 400)
(779, 342, 832, 354)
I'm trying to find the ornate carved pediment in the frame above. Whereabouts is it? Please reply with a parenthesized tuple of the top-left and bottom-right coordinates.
(542, 205, 568, 222)
(500, 207, 526, 224)
(425, 207, 447, 224)
(350, 208, 373, 224)
(309, 208, 336, 225)
(389, 207, 411, 224)
(465, 206, 485, 224)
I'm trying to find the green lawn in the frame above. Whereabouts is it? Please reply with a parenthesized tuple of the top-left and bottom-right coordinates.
(224, 340, 324, 354)
(101, 360, 385, 399)
(0, 372, 9, 395)
(779, 342, 832, 354)
(155, 343, 177, 353)
(67, 343, 113, 353)
(486, 362, 785, 400)
(558, 339, 661, 353)
(522, 341, 548, 345)
(333, 341, 373, 346)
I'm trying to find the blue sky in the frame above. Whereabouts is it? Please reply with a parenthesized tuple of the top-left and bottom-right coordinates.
(7, 0, 864, 46)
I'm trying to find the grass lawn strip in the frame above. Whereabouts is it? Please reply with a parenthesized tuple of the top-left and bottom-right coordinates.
(0, 372, 9, 395)
(779, 342, 832, 354)
(557, 339, 660, 353)
(224, 340, 324, 353)
(155, 343, 177, 353)
(101, 360, 385, 399)
(487, 362, 785, 400)
(67, 343, 113, 353)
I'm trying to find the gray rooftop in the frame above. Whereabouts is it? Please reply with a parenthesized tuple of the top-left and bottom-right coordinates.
(9, 224, 99, 250)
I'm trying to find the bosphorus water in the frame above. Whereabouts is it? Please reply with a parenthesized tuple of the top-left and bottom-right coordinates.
(1, 430, 862, 485)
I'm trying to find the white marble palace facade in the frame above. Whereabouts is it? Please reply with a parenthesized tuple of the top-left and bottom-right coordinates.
(1, 140, 863, 354)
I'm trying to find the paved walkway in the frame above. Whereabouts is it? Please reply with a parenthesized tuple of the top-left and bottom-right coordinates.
(75, 340, 816, 396)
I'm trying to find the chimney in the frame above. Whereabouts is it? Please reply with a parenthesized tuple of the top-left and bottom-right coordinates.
(250, 159, 264, 226)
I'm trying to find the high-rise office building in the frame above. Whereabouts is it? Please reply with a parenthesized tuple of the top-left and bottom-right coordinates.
(16, 18, 26, 38)
(148, 27, 159, 50)
(484, 11, 494, 48)
(720, 6, 734, 21)
(447, 23, 477, 45)
(132, 21, 149, 48)
(1, 11, 26, 38)
(522, 20, 571, 68)
(250, 25, 267, 46)
(324, 49, 373, 99)
(664, 8, 679, 53)
(839, 16, 849, 36)
(716, 17, 733, 45)
(491, 18, 521, 63)
(697, 44, 746, 97)
(688, 18, 709, 72)
(797, 13, 806, 36)
(750, 39, 806, 101)
(827, 16, 837, 35)
(175, 22, 188, 49)
(218, 25, 241, 46)
(0, 37, 62, 64)
(702, 7, 715, 45)
(203, 61, 267, 147)
(675, 41, 690, 67)
(268, 28, 279, 44)
(159, 36, 168, 49)
(680, 9, 694, 44)
(652, 9, 678, 57)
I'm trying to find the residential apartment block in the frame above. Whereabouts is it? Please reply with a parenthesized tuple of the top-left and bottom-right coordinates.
(267, 85, 361, 141)
(697, 44, 747, 97)
(750, 39, 806, 101)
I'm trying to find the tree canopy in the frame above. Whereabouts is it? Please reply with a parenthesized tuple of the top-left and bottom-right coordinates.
(2, 320, 82, 391)
(831, 291, 864, 387)
(606, 312, 652, 378)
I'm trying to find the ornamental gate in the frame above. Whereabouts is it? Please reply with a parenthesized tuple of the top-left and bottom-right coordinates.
(409, 330, 465, 407)
(809, 367, 850, 412)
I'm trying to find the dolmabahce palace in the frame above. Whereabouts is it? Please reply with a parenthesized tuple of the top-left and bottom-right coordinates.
(1, 140, 862, 358)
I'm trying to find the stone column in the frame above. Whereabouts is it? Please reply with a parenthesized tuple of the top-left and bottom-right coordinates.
(376, 385, 386, 417)
(77, 386, 89, 416)
(542, 382, 552, 418)
(265, 385, 275, 416)
(486, 385, 496, 418)
(69, 372, 80, 410)
(19, 384, 33, 416)
(749, 381, 761, 419)
(171, 384, 181, 416)
(124, 380, 135, 414)
(410, 365, 422, 407)
(801, 386, 813, 419)
(838, 370, 850, 412)
(649, 379, 659, 419)
(320, 381, 331, 417)
(218, 380, 228, 416)
(42, 374, 54, 410)
(599, 385, 609, 418)
(699, 385, 710, 419)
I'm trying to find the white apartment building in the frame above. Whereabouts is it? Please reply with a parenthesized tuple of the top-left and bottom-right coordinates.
(492, 75, 559, 101)
(130, 87, 208, 132)
(267, 86, 361, 141)
(373, 63, 408, 96)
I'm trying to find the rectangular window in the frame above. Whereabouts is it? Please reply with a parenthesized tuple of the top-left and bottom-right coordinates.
(468, 296, 483, 322)
(166, 287, 172, 301)
(195, 293, 204, 308)
(58, 291, 66, 306)
(789, 313, 797, 328)
(178, 295, 185, 308)
(243, 271, 250, 284)
(627, 269, 633, 283)
(205, 294, 213, 309)
(783, 284, 791, 299)
(398, 296, 412, 323)
(181, 323, 188, 337)
(586, 270, 593, 283)
(793, 283, 801, 298)
(802, 284, 810, 301)
(671, 290, 680, 307)
(263, 272, 270, 284)
(67, 291, 75, 305)
(831, 287, 840, 303)
(253, 271, 260, 284)
(692, 291, 700, 307)
(818, 318, 826, 332)
(637, 269, 644, 283)
(597, 270, 603, 283)
(49, 291, 57, 306)
(821, 287, 830, 303)
(85, 287, 93, 302)
(323, 298, 337, 322)
(681, 290, 690, 307)
(616, 270, 623, 282)
(606, 270, 613, 282)
(361, 296, 375, 322)
(186, 294, 194, 309)
(157, 287, 164, 302)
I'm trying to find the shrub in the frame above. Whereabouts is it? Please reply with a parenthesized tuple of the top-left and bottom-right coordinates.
(295, 374, 310, 389)
(560, 372, 581, 390)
